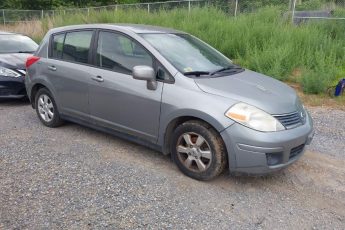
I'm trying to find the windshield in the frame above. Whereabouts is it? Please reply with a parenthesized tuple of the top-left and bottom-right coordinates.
(141, 33, 238, 75)
(0, 35, 38, 53)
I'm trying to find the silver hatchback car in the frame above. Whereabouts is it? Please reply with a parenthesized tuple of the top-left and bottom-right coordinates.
(25, 24, 314, 180)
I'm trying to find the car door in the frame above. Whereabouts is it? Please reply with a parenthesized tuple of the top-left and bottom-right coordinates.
(46, 30, 94, 122)
(88, 30, 163, 143)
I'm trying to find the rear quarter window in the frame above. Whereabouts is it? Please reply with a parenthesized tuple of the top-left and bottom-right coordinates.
(51, 33, 65, 59)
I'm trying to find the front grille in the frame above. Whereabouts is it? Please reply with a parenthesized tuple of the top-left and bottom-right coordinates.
(290, 144, 305, 159)
(0, 88, 13, 96)
(274, 112, 303, 129)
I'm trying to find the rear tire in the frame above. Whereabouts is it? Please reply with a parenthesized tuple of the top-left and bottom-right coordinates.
(35, 88, 63, 127)
(171, 120, 227, 181)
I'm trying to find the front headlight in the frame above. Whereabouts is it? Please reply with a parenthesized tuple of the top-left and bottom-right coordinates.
(0, 67, 21, 78)
(225, 102, 285, 132)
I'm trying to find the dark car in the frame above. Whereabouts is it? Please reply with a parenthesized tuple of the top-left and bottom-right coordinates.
(0, 31, 38, 99)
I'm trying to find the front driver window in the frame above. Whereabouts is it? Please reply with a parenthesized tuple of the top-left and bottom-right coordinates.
(97, 31, 153, 75)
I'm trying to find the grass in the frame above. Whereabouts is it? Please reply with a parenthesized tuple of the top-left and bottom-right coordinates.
(1, 6, 345, 96)
(300, 93, 345, 108)
(288, 82, 345, 109)
(0, 20, 45, 42)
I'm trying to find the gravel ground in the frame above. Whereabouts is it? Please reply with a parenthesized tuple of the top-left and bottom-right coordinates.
(0, 100, 344, 229)
(308, 107, 345, 159)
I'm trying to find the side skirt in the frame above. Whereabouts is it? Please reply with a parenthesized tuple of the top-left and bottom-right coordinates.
(60, 114, 163, 153)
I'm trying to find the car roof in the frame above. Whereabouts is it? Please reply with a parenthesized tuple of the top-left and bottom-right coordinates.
(0, 31, 18, 35)
(49, 23, 186, 34)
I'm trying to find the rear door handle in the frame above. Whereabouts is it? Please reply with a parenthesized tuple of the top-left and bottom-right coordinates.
(91, 76, 104, 82)
(48, 66, 57, 71)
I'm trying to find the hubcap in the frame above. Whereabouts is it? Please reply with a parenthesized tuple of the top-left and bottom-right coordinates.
(176, 132, 212, 172)
(38, 94, 54, 122)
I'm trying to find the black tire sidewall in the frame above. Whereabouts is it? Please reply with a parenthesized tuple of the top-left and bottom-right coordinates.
(171, 121, 226, 181)
(35, 88, 62, 127)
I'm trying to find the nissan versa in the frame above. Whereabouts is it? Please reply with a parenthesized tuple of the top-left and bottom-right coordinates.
(25, 24, 314, 180)
(0, 31, 38, 98)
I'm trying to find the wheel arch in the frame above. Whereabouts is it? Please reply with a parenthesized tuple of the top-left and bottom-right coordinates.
(29, 80, 58, 109)
(30, 83, 46, 109)
(160, 112, 231, 156)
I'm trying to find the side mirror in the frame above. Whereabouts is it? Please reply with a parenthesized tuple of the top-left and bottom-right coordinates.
(132, 65, 157, 90)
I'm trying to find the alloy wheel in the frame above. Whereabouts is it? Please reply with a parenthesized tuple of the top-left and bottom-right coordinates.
(37, 94, 54, 122)
(176, 132, 212, 172)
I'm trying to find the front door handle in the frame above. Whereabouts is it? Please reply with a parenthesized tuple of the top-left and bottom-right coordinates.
(48, 66, 57, 71)
(91, 76, 104, 82)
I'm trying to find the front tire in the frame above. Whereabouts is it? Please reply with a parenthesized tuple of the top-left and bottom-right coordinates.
(35, 88, 63, 127)
(171, 120, 227, 181)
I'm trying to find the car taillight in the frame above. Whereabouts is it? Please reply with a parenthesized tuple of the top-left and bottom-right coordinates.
(26, 56, 40, 69)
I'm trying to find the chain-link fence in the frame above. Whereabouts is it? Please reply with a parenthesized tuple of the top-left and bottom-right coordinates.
(0, 0, 293, 24)
(0, 0, 206, 24)
(3, 0, 343, 24)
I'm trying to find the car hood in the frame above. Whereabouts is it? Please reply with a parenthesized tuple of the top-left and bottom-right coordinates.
(0, 53, 31, 69)
(194, 69, 299, 115)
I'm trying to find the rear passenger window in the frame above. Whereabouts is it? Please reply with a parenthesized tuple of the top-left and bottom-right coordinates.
(97, 31, 153, 75)
(62, 31, 93, 64)
(51, 33, 65, 59)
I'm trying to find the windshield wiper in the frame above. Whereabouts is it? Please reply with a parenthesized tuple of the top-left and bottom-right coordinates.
(18, 51, 35, 53)
(210, 66, 243, 76)
(184, 71, 210, 77)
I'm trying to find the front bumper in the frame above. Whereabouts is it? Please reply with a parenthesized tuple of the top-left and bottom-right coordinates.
(221, 111, 314, 175)
(0, 76, 26, 98)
